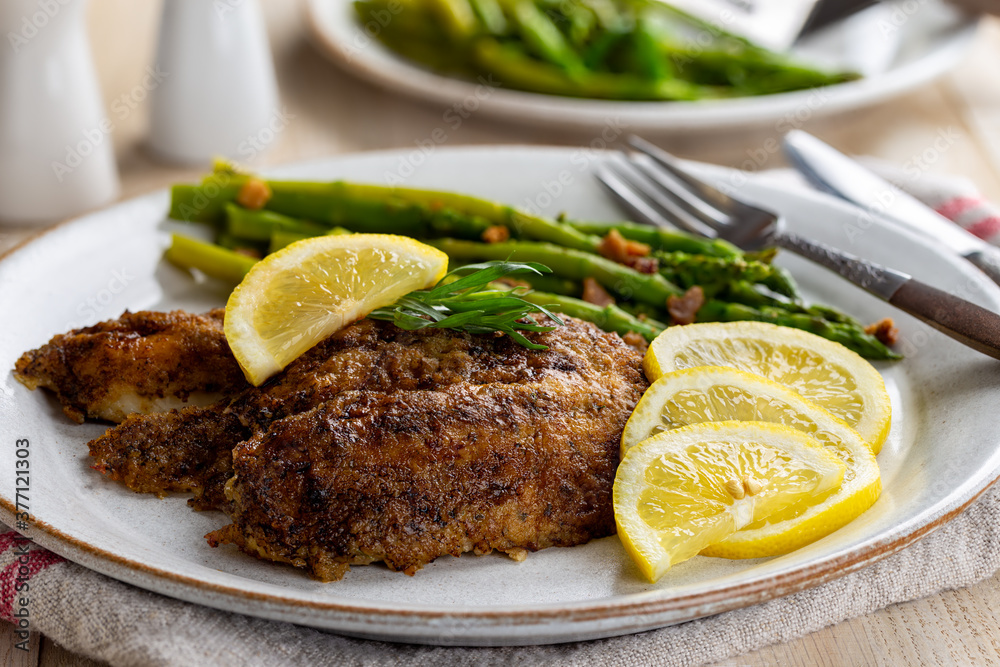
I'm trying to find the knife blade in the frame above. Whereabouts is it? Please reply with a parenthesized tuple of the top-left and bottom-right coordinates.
(797, 0, 876, 38)
(782, 129, 1000, 287)
(661, 0, 821, 52)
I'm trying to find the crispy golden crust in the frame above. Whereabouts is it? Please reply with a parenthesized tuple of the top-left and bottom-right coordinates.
(209, 377, 639, 581)
(13, 309, 247, 423)
(88, 406, 247, 503)
(90, 316, 642, 508)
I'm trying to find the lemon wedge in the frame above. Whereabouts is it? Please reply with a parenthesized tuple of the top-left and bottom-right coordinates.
(621, 366, 881, 558)
(643, 321, 891, 454)
(224, 234, 448, 385)
(614, 421, 844, 583)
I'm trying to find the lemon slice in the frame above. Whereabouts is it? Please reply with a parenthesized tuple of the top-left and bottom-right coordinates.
(644, 321, 891, 454)
(621, 366, 881, 557)
(225, 234, 448, 385)
(614, 421, 844, 582)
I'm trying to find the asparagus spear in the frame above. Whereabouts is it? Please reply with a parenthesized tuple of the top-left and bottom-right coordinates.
(170, 174, 246, 224)
(430, 238, 682, 307)
(167, 231, 657, 344)
(165, 234, 256, 283)
(617, 301, 669, 322)
(429, 0, 480, 40)
(656, 251, 799, 300)
(760, 265, 801, 301)
(506, 0, 586, 73)
(469, 0, 509, 34)
(268, 230, 310, 254)
(565, 220, 741, 258)
(722, 281, 859, 325)
(339, 181, 600, 249)
(467, 263, 580, 295)
(626, 17, 673, 82)
(562, 2, 599, 49)
(173, 176, 434, 236)
(171, 176, 601, 252)
(697, 301, 899, 360)
(269, 226, 352, 254)
(225, 203, 327, 241)
(471, 38, 711, 101)
(521, 291, 666, 342)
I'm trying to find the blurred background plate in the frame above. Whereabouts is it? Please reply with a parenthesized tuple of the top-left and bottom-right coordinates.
(306, 0, 978, 132)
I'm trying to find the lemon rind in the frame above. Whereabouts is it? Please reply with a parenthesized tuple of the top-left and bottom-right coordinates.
(643, 321, 891, 454)
(224, 234, 448, 386)
(613, 420, 846, 583)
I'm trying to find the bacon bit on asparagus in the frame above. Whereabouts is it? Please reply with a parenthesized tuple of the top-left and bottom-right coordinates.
(626, 256, 660, 274)
(865, 318, 899, 346)
(599, 230, 651, 263)
(622, 331, 648, 352)
(495, 277, 531, 289)
(582, 277, 615, 307)
(667, 286, 705, 325)
(481, 225, 511, 244)
(598, 230, 659, 273)
(236, 179, 272, 210)
(233, 247, 263, 260)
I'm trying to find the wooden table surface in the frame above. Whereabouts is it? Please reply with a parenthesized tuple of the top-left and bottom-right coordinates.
(3, 1, 1000, 665)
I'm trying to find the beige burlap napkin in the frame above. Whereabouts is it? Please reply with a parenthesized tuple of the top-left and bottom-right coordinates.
(4, 170, 1000, 666)
(2, 481, 999, 667)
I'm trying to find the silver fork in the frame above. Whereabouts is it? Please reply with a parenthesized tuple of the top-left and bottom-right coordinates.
(596, 135, 1000, 361)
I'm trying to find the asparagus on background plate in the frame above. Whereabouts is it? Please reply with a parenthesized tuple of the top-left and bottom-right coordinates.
(353, 0, 858, 101)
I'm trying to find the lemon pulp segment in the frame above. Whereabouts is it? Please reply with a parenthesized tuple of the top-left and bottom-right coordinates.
(613, 421, 845, 582)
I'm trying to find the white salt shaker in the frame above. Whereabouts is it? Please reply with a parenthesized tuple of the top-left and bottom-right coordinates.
(0, 0, 120, 225)
(148, 0, 281, 165)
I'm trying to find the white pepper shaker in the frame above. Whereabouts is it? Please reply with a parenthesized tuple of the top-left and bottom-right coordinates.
(147, 0, 281, 165)
(0, 0, 120, 225)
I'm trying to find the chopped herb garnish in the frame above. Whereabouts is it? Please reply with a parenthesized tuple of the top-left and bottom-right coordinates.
(369, 261, 564, 350)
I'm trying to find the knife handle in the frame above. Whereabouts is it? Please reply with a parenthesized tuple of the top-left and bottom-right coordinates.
(889, 280, 1000, 360)
(778, 232, 1000, 360)
(964, 250, 1000, 288)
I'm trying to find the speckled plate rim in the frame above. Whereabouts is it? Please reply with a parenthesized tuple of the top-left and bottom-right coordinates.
(2, 146, 1000, 646)
(304, 0, 979, 132)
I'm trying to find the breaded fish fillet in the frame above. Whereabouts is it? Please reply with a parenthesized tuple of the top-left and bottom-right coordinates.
(13, 309, 247, 423)
(208, 378, 633, 581)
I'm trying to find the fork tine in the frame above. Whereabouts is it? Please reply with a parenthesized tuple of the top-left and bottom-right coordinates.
(594, 162, 675, 230)
(627, 135, 742, 214)
(627, 154, 731, 228)
(598, 158, 719, 238)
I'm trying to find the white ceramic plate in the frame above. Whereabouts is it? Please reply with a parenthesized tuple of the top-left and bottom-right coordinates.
(305, 0, 979, 132)
(3, 147, 1000, 646)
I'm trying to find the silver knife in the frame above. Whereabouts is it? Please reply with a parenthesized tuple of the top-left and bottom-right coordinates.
(782, 130, 1000, 287)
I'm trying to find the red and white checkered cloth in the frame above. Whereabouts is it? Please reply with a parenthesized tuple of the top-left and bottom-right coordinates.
(865, 158, 1000, 244)
(0, 532, 64, 623)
